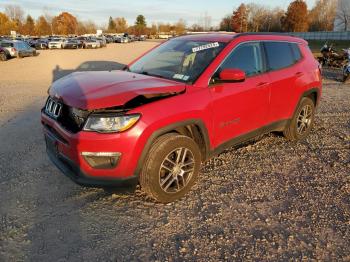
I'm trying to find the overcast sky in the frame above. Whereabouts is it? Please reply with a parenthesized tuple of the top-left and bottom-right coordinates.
(0, 0, 317, 27)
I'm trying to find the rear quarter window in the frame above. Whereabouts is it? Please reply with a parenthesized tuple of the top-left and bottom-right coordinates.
(290, 43, 302, 62)
(264, 42, 295, 71)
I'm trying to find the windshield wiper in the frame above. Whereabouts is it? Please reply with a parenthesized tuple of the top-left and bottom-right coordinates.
(140, 71, 167, 79)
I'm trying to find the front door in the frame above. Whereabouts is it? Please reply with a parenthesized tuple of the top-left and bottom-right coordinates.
(209, 42, 270, 148)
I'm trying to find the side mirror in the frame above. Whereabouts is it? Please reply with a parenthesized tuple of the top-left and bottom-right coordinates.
(219, 68, 246, 82)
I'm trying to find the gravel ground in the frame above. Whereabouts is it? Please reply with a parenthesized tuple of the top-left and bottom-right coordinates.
(0, 43, 349, 261)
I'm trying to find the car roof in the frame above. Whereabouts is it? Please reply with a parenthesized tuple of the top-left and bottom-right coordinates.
(174, 32, 307, 45)
(175, 33, 236, 43)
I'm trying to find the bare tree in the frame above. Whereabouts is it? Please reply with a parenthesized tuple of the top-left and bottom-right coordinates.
(4, 5, 24, 22)
(268, 8, 285, 32)
(335, 0, 350, 31)
(309, 0, 337, 31)
(203, 12, 212, 31)
(247, 3, 269, 32)
(175, 19, 187, 35)
(198, 12, 211, 31)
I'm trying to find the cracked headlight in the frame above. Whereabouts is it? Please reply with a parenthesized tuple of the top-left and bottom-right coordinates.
(83, 114, 140, 133)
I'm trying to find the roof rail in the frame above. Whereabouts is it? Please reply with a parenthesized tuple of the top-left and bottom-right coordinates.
(233, 32, 297, 38)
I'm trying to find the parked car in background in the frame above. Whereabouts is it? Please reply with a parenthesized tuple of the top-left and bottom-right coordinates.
(0, 40, 18, 57)
(85, 39, 101, 49)
(37, 39, 49, 49)
(115, 36, 129, 43)
(48, 38, 66, 49)
(0, 46, 10, 61)
(105, 35, 114, 44)
(29, 39, 49, 50)
(139, 35, 146, 41)
(16, 41, 37, 58)
(0, 40, 37, 58)
(128, 35, 136, 42)
(76, 36, 88, 48)
(96, 37, 107, 47)
(63, 39, 81, 49)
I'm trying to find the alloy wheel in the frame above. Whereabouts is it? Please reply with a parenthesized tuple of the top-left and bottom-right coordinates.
(159, 147, 195, 193)
(297, 104, 313, 135)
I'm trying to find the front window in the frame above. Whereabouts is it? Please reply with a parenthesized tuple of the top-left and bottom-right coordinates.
(129, 39, 226, 83)
(219, 42, 264, 77)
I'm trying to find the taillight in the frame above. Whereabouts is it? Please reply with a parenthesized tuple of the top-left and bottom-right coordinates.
(11, 48, 16, 52)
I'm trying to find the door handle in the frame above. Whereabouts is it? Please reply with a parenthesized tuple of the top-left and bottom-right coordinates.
(256, 82, 269, 88)
(295, 72, 304, 77)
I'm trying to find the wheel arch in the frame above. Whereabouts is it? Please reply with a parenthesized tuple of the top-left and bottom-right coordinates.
(134, 119, 211, 177)
(293, 88, 320, 116)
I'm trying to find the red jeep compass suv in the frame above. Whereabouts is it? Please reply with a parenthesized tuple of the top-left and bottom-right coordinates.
(41, 33, 322, 202)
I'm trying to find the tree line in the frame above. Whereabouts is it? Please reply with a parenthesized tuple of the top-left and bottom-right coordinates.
(0, 1, 348, 36)
(219, 0, 339, 32)
(0, 5, 97, 36)
(0, 5, 187, 36)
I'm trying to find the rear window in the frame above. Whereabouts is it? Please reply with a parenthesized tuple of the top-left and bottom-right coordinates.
(290, 43, 302, 62)
(264, 42, 295, 71)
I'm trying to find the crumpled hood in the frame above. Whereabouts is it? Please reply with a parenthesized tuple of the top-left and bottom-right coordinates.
(49, 70, 186, 110)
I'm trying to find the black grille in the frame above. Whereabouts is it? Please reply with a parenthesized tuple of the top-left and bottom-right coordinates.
(44, 97, 89, 133)
(45, 97, 62, 118)
(59, 104, 89, 133)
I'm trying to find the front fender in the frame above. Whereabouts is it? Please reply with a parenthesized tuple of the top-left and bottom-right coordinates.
(132, 117, 210, 177)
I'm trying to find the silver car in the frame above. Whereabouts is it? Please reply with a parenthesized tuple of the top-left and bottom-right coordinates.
(0, 40, 37, 58)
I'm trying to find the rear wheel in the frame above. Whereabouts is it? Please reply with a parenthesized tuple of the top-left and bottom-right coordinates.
(140, 133, 201, 203)
(0, 52, 7, 61)
(284, 97, 315, 141)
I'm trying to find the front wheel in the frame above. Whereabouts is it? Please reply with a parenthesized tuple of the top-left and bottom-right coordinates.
(140, 133, 201, 203)
(284, 97, 315, 141)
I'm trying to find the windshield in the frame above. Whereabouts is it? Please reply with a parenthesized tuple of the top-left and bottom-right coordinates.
(129, 39, 226, 83)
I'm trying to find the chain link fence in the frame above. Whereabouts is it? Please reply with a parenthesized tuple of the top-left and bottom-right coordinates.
(287, 31, 350, 40)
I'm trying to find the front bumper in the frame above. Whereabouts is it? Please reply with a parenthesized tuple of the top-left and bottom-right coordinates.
(46, 141, 138, 187)
(41, 111, 142, 187)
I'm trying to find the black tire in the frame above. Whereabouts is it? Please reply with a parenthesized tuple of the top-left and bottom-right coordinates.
(140, 133, 201, 203)
(284, 97, 315, 141)
(0, 52, 7, 61)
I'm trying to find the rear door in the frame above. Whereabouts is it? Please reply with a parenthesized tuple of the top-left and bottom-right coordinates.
(209, 42, 270, 147)
(263, 41, 304, 123)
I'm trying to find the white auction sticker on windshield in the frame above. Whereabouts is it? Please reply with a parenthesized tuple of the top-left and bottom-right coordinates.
(192, 42, 219, 53)
(173, 74, 190, 81)
(173, 74, 185, 79)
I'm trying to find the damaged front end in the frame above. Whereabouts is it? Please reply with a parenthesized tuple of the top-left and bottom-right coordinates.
(44, 70, 187, 133)
(44, 91, 183, 134)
